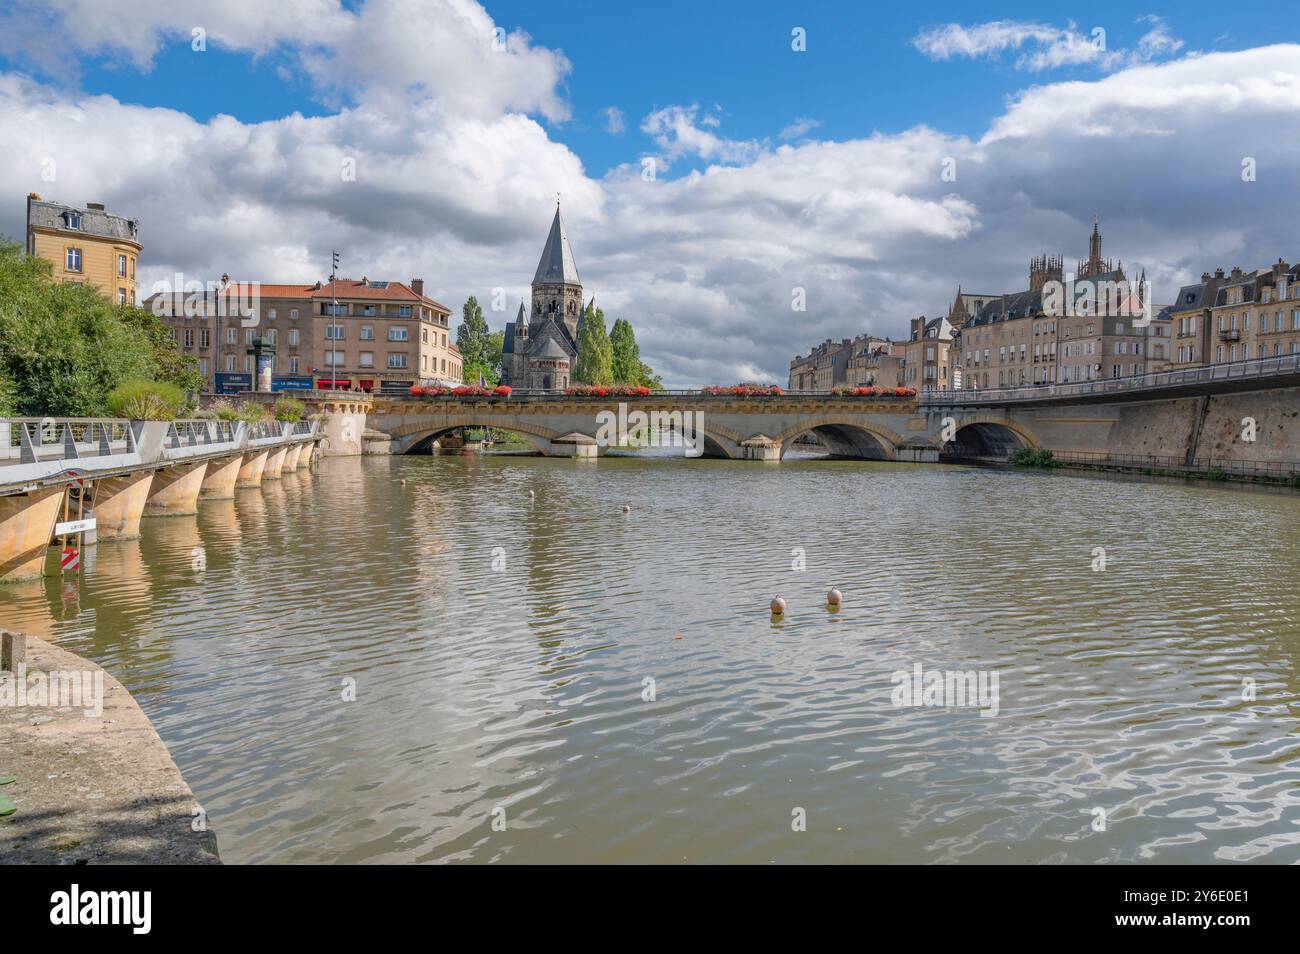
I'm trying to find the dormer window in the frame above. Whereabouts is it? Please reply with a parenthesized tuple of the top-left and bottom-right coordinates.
(65, 211, 82, 230)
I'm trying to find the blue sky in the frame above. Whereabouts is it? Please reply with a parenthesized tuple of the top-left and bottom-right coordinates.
(0, 1, 1296, 384)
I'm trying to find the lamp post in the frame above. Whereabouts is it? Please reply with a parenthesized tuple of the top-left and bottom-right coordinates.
(330, 251, 341, 390)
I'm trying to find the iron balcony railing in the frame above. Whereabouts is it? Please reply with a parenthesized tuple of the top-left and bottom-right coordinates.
(924, 353, 1300, 404)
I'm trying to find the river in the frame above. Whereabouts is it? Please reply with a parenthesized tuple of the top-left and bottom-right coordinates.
(4, 451, 1300, 863)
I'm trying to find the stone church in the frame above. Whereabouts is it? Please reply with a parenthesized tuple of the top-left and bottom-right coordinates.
(501, 203, 592, 390)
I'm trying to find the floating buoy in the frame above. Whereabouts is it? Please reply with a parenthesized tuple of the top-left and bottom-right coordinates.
(827, 588, 842, 607)
(622, 504, 631, 513)
(770, 596, 786, 615)
(529, 489, 535, 498)
(400, 479, 407, 486)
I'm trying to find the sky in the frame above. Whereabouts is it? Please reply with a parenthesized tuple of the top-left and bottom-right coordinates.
(0, 0, 1297, 385)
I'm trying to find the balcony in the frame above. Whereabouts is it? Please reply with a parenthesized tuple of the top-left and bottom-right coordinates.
(1218, 328, 1240, 342)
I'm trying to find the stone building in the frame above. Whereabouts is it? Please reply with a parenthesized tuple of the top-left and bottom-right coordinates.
(25, 193, 141, 304)
(789, 334, 894, 390)
(1210, 259, 1300, 366)
(501, 204, 588, 390)
(148, 277, 459, 393)
(899, 316, 954, 391)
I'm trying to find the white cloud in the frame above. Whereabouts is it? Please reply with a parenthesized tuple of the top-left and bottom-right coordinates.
(778, 117, 822, 141)
(912, 17, 1185, 73)
(599, 106, 625, 135)
(640, 103, 761, 167)
(0, 2, 1297, 388)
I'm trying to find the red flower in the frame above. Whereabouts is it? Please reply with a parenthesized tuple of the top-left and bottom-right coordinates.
(493, 384, 512, 396)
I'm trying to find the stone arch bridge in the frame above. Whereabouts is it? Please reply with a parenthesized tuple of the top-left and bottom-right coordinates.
(366, 394, 1072, 461)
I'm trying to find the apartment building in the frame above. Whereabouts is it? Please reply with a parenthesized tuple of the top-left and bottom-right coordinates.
(25, 193, 141, 304)
(899, 316, 953, 391)
(1167, 270, 1224, 371)
(789, 334, 894, 390)
(1209, 260, 1300, 366)
(149, 277, 460, 393)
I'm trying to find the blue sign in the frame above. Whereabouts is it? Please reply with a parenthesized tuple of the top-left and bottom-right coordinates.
(215, 372, 252, 394)
(271, 375, 314, 392)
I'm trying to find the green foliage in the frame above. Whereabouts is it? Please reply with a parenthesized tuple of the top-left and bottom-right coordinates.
(455, 296, 490, 368)
(209, 399, 241, 421)
(574, 302, 614, 385)
(1009, 447, 1061, 468)
(237, 400, 270, 424)
(0, 239, 202, 416)
(462, 360, 499, 387)
(607, 316, 661, 387)
(107, 379, 187, 420)
(274, 395, 306, 422)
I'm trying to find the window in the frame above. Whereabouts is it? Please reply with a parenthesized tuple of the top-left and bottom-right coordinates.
(289, 329, 299, 346)
(200, 329, 210, 349)
(324, 352, 344, 366)
(266, 330, 277, 345)
(245, 356, 255, 374)
(184, 329, 194, 347)
(388, 353, 408, 368)
(225, 355, 235, 372)
(226, 328, 237, 344)
(199, 358, 209, 375)
(118, 288, 127, 304)
(290, 308, 299, 320)
(359, 352, 374, 368)
(246, 329, 255, 344)
(325, 325, 345, 340)
(388, 326, 410, 341)
(65, 211, 82, 229)
(268, 308, 277, 321)
(289, 356, 300, 373)
(360, 325, 374, 340)
(65, 247, 82, 272)
(118, 255, 126, 277)
(323, 304, 346, 316)
(398, 306, 412, 317)
(359, 305, 377, 317)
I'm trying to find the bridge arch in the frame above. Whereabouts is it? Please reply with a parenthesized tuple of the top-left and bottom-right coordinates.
(934, 415, 1040, 458)
(773, 416, 904, 461)
(383, 416, 562, 456)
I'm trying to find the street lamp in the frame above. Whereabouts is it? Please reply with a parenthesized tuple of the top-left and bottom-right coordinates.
(330, 251, 341, 390)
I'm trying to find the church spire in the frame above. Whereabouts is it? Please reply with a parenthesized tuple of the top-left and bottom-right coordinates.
(532, 203, 580, 286)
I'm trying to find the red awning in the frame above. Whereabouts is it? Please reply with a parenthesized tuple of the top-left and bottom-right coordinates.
(316, 379, 350, 389)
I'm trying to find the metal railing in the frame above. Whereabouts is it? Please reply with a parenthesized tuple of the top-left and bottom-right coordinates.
(923, 353, 1300, 405)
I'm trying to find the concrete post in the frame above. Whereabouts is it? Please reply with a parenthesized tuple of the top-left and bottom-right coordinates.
(92, 471, 155, 541)
(262, 445, 289, 479)
(0, 488, 64, 583)
(199, 453, 242, 499)
(143, 461, 209, 516)
(236, 449, 269, 487)
(281, 443, 304, 472)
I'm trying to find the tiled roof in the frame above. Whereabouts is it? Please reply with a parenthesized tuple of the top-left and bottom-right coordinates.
(533, 206, 580, 286)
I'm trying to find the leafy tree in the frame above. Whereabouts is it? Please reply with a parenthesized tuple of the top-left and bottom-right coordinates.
(462, 360, 499, 387)
(0, 239, 201, 416)
(574, 302, 614, 385)
(609, 318, 639, 384)
(455, 296, 489, 369)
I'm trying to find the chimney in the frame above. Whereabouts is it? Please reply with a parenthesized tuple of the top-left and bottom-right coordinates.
(411, 278, 424, 296)
(1215, 268, 1225, 279)
(1230, 266, 1243, 281)
(1201, 272, 1211, 282)
(86, 202, 105, 211)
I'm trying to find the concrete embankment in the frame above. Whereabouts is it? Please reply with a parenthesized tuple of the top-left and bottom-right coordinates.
(0, 631, 220, 864)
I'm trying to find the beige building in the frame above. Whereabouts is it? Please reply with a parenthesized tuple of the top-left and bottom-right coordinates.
(149, 277, 460, 393)
(1168, 270, 1224, 370)
(26, 193, 141, 304)
(1209, 260, 1300, 367)
(899, 316, 953, 391)
(789, 333, 895, 390)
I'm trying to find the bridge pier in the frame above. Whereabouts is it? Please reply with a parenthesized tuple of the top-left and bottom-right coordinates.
(741, 435, 781, 461)
(236, 450, 269, 488)
(144, 461, 209, 517)
(199, 453, 243, 499)
(282, 443, 305, 472)
(263, 446, 289, 479)
(92, 471, 155, 541)
(0, 487, 63, 582)
(551, 433, 600, 458)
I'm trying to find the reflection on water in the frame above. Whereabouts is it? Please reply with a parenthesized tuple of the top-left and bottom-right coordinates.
(4, 453, 1300, 864)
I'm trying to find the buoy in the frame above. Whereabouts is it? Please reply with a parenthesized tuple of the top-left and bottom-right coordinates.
(529, 489, 535, 498)
(400, 479, 407, 486)
(827, 588, 842, 607)
(770, 596, 786, 615)
(622, 504, 631, 513)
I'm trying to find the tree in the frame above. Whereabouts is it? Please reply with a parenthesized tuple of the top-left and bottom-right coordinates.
(0, 239, 200, 416)
(609, 316, 662, 388)
(574, 302, 614, 385)
(462, 328, 505, 386)
(455, 296, 489, 369)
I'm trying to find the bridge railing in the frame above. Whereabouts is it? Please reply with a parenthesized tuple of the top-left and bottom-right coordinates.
(924, 353, 1300, 404)
(0, 418, 135, 464)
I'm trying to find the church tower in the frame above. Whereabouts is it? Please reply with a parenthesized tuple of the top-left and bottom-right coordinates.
(530, 201, 584, 346)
